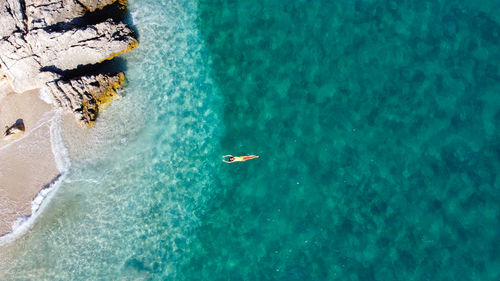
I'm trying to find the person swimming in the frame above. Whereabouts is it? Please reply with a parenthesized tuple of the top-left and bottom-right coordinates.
(222, 155, 259, 163)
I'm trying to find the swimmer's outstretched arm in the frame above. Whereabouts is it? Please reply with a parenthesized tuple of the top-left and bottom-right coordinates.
(222, 155, 233, 163)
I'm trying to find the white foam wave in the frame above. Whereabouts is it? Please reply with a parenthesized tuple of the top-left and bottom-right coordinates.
(0, 110, 70, 246)
(0, 174, 66, 246)
(130, 11, 138, 23)
(39, 87, 53, 104)
(50, 110, 71, 172)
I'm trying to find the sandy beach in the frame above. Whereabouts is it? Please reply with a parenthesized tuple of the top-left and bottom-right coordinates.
(0, 80, 61, 236)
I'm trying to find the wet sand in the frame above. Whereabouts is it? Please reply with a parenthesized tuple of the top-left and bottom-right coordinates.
(0, 81, 60, 236)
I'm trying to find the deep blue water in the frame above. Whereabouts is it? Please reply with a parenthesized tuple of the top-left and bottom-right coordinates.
(185, 1, 500, 280)
(1, 0, 500, 280)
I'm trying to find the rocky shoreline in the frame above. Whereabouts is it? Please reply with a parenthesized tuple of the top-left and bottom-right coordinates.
(0, 0, 137, 127)
(0, 0, 137, 237)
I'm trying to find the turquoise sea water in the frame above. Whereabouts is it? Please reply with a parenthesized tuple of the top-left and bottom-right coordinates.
(1, 0, 500, 280)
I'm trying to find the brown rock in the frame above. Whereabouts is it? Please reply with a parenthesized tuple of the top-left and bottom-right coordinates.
(3, 118, 25, 140)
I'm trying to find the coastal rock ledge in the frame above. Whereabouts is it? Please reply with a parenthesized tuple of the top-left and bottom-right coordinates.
(0, 0, 137, 127)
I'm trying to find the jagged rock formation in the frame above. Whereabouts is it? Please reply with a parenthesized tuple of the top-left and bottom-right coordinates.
(0, 0, 137, 127)
(26, 0, 121, 29)
(46, 72, 125, 126)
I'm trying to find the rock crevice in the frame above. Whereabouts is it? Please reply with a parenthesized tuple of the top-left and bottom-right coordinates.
(0, 0, 137, 127)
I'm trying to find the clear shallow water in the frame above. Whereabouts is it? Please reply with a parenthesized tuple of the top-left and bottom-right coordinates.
(1, 0, 222, 279)
(2, 0, 500, 280)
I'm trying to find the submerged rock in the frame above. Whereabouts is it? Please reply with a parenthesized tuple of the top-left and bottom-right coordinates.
(0, 0, 137, 127)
